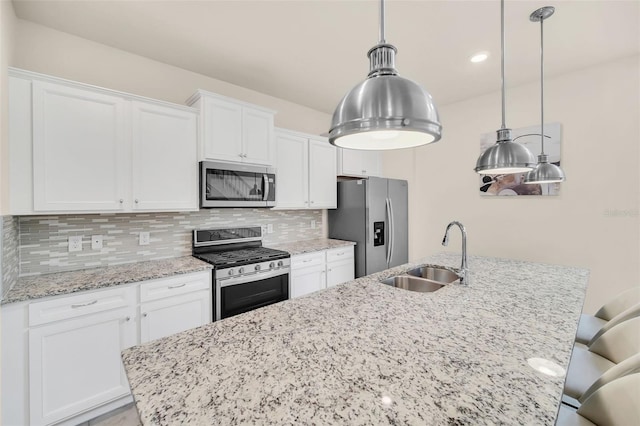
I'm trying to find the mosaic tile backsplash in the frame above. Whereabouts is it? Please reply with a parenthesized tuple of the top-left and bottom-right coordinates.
(2, 216, 20, 298)
(19, 209, 323, 276)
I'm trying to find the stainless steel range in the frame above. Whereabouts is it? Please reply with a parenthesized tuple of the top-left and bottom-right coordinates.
(192, 226, 291, 321)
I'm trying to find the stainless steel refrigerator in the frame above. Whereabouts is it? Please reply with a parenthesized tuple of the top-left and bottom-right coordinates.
(328, 177, 408, 278)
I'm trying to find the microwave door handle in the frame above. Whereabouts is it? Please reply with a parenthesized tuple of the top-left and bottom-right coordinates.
(262, 174, 270, 201)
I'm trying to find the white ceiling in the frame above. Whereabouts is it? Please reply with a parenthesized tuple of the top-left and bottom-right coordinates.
(12, 0, 640, 114)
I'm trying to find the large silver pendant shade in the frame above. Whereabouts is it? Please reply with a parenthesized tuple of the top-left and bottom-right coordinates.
(475, 0, 536, 174)
(525, 6, 565, 184)
(329, 0, 442, 150)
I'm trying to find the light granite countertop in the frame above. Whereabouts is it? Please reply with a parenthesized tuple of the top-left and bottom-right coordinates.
(268, 238, 356, 256)
(1, 257, 212, 305)
(121, 253, 589, 425)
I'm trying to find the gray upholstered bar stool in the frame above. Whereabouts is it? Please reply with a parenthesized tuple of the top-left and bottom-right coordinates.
(556, 373, 640, 426)
(564, 317, 640, 406)
(576, 287, 640, 345)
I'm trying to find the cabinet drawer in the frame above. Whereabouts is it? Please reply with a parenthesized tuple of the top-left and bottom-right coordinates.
(139, 271, 211, 303)
(291, 251, 325, 270)
(326, 246, 354, 263)
(29, 286, 135, 327)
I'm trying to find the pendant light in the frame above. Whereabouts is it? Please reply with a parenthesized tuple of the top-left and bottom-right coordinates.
(328, 0, 442, 150)
(475, 0, 536, 174)
(524, 6, 566, 184)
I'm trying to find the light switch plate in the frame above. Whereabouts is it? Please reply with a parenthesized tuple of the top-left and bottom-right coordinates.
(267, 224, 274, 234)
(311, 220, 316, 229)
(68, 236, 83, 252)
(91, 235, 103, 250)
(139, 232, 150, 246)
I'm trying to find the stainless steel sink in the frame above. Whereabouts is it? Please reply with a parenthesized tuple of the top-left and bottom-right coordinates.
(380, 275, 446, 293)
(406, 266, 459, 284)
(380, 265, 459, 293)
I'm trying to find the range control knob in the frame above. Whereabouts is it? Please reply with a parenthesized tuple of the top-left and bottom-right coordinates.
(255, 264, 261, 271)
(277, 260, 284, 267)
(269, 262, 276, 269)
(228, 269, 234, 276)
(238, 267, 245, 274)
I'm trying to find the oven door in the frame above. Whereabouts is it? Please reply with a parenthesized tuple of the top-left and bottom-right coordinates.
(215, 268, 289, 320)
(200, 161, 276, 208)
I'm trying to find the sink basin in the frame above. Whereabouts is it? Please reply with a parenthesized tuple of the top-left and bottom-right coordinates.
(380, 275, 446, 293)
(406, 266, 459, 284)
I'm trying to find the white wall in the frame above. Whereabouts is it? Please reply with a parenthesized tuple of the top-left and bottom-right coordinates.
(384, 56, 640, 314)
(12, 19, 331, 135)
(0, 0, 17, 214)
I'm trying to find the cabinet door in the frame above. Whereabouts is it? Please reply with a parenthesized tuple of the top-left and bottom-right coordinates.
(32, 81, 128, 212)
(291, 264, 326, 298)
(327, 260, 355, 288)
(140, 290, 211, 343)
(338, 148, 381, 177)
(309, 138, 337, 209)
(361, 150, 382, 177)
(242, 107, 274, 165)
(202, 96, 243, 162)
(28, 306, 135, 426)
(275, 132, 309, 209)
(131, 101, 198, 211)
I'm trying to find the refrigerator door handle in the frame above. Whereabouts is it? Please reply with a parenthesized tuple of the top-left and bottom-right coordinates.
(388, 197, 395, 267)
(385, 198, 392, 266)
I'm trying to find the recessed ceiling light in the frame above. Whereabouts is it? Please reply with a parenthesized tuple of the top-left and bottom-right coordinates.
(470, 52, 489, 63)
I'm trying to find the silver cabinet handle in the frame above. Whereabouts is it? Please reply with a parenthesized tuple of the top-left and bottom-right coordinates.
(142, 312, 148, 317)
(336, 252, 344, 256)
(119, 199, 124, 204)
(168, 283, 186, 289)
(135, 199, 139, 204)
(125, 316, 131, 322)
(238, 153, 243, 157)
(302, 259, 313, 263)
(310, 200, 314, 204)
(71, 300, 98, 309)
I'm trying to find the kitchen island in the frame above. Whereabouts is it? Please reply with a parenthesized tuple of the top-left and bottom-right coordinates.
(121, 253, 589, 425)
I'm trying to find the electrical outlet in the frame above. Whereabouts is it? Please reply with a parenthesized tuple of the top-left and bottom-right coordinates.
(91, 235, 103, 250)
(267, 224, 274, 234)
(311, 220, 316, 229)
(139, 232, 150, 246)
(68, 236, 83, 252)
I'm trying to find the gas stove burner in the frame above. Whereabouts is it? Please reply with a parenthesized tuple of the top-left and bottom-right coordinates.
(192, 226, 290, 269)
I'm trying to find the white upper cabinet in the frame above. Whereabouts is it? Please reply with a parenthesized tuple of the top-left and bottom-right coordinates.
(131, 101, 198, 211)
(337, 148, 382, 178)
(188, 90, 276, 166)
(201, 96, 243, 162)
(9, 68, 199, 215)
(275, 132, 309, 209)
(32, 81, 128, 212)
(275, 129, 336, 210)
(308, 137, 337, 209)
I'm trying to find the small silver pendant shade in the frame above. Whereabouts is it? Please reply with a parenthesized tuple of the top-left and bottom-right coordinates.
(525, 6, 565, 184)
(329, 0, 442, 150)
(475, 0, 536, 174)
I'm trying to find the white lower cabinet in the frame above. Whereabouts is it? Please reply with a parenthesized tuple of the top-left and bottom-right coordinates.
(2, 270, 211, 426)
(291, 246, 354, 298)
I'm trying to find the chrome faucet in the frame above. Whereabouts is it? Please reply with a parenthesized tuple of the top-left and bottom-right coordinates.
(442, 221, 469, 285)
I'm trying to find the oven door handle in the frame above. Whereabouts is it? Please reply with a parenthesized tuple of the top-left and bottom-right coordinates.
(218, 267, 290, 287)
(262, 174, 270, 201)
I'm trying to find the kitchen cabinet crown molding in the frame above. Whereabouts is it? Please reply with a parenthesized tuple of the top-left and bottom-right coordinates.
(186, 89, 277, 114)
(9, 67, 198, 114)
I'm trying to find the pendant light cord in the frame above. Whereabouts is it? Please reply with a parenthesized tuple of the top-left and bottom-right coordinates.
(500, 0, 506, 129)
(379, 0, 386, 43)
(540, 16, 545, 155)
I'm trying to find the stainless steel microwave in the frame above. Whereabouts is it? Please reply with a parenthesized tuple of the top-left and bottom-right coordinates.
(200, 161, 276, 208)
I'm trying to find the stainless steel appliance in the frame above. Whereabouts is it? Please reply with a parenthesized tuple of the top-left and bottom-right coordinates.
(192, 226, 290, 321)
(328, 177, 408, 278)
(200, 161, 276, 208)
